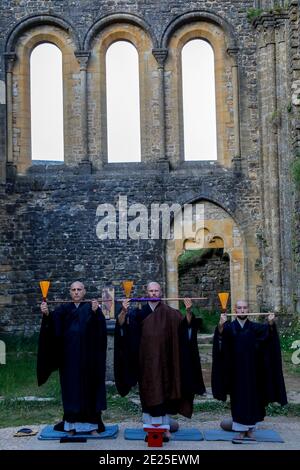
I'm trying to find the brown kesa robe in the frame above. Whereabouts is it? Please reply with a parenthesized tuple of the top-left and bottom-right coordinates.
(114, 301, 205, 418)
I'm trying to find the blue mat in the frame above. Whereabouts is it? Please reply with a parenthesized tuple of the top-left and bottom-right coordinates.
(203, 429, 284, 442)
(124, 428, 203, 441)
(38, 424, 119, 440)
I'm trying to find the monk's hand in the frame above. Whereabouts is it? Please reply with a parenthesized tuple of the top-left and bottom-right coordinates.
(218, 313, 227, 333)
(40, 301, 49, 316)
(118, 299, 130, 326)
(183, 298, 192, 324)
(268, 312, 275, 325)
(91, 299, 99, 312)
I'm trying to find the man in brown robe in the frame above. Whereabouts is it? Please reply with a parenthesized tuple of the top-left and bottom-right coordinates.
(114, 282, 205, 438)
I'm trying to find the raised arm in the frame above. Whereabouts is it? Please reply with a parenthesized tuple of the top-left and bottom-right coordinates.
(218, 313, 228, 334)
(183, 298, 193, 325)
(118, 299, 130, 326)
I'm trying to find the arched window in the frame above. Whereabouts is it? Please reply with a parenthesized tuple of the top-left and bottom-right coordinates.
(106, 41, 141, 162)
(182, 39, 217, 161)
(30, 43, 64, 161)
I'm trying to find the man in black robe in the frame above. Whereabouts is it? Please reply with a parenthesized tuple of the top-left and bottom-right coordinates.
(114, 281, 206, 439)
(37, 281, 107, 434)
(211, 300, 287, 442)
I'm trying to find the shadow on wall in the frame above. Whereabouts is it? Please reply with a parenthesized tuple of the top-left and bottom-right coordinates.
(178, 247, 231, 311)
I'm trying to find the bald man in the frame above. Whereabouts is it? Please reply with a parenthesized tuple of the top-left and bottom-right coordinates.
(38, 281, 107, 435)
(114, 281, 205, 440)
(212, 300, 287, 443)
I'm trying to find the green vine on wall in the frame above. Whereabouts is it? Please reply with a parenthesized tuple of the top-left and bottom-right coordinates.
(247, 2, 290, 23)
(247, 8, 263, 22)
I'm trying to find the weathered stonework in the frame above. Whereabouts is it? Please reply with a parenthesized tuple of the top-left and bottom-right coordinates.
(0, 0, 299, 334)
(179, 249, 231, 310)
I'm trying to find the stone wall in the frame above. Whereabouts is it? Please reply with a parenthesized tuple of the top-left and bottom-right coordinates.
(179, 249, 231, 311)
(0, 164, 254, 332)
(0, 1, 299, 333)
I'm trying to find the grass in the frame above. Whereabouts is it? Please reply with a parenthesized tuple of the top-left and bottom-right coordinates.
(104, 388, 140, 422)
(0, 332, 141, 426)
(193, 400, 300, 418)
(279, 317, 300, 352)
(0, 333, 60, 399)
(0, 386, 141, 428)
(266, 403, 300, 417)
(0, 330, 299, 428)
(0, 399, 63, 428)
(247, 8, 263, 22)
(1, 394, 298, 428)
(278, 318, 300, 377)
(282, 350, 300, 377)
(194, 401, 229, 414)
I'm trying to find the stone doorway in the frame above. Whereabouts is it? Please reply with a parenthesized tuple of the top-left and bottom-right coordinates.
(165, 200, 260, 312)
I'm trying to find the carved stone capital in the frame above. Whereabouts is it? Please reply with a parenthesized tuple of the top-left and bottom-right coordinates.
(4, 53, 17, 73)
(75, 51, 91, 71)
(227, 47, 239, 65)
(152, 48, 168, 68)
(257, 22, 276, 48)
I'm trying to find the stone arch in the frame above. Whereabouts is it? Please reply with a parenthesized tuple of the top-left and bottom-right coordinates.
(6, 25, 81, 173)
(162, 14, 240, 168)
(5, 14, 80, 52)
(165, 199, 260, 313)
(86, 21, 159, 168)
(83, 12, 158, 50)
(160, 10, 237, 49)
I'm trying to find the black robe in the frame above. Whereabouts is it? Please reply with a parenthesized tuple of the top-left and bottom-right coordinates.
(37, 302, 107, 424)
(211, 319, 287, 425)
(114, 302, 206, 418)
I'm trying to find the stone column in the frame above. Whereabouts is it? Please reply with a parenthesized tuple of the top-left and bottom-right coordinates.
(4, 52, 17, 179)
(228, 248, 245, 310)
(152, 48, 168, 162)
(257, 21, 282, 310)
(289, 0, 300, 312)
(266, 26, 282, 312)
(275, 21, 292, 310)
(227, 47, 241, 171)
(75, 51, 91, 171)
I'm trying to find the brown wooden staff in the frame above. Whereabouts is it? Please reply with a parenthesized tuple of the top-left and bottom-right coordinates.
(224, 312, 275, 317)
(39, 279, 207, 303)
(42, 296, 207, 303)
(221, 311, 293, 317)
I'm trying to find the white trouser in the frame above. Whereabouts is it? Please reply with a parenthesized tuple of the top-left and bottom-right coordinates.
(64, 421, 98, 432)
(142, 413, 170, 429)
(232, 421, 260, 432)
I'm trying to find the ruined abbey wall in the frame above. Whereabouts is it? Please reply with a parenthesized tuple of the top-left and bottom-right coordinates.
(0, 0, 299, 332)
